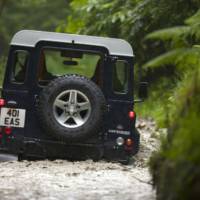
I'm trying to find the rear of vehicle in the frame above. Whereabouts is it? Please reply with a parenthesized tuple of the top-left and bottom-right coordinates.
(0, 30, 139, 163)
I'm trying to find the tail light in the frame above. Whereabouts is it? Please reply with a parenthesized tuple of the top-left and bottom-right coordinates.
(125, 138, 134, 151)
(126, 138, 134, 146)
(0, 99, 6, 107)
(4, 127, 12, 135)
(129, 111, 135, 120)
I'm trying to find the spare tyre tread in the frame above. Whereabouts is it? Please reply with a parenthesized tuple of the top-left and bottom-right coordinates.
(37, 74, 106, 142)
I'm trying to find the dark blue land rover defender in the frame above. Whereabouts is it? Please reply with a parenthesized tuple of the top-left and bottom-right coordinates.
(0, 30, 145, 163)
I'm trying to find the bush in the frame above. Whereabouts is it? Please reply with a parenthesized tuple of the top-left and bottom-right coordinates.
(150, 69, 200, 200)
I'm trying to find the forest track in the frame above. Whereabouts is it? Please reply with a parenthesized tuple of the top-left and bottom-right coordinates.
(0, 118, 162, 200)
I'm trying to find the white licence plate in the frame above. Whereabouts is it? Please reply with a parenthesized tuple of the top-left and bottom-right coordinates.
(0, 108, 26, 128)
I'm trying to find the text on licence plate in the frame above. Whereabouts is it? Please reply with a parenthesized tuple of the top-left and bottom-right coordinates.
(0, 108, 26, 128)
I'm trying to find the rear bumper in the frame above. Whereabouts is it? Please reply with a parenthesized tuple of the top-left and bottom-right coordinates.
(0, 129, 140, 162)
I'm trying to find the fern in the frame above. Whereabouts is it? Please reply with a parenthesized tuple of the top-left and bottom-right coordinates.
(186, 9, 200, 25)
(144, 47, 200, 72)
(148, 10, 200, 200)
(143, 8, 200, 72)
(145, 26, 190, 41)
(145, 26, 191, 48)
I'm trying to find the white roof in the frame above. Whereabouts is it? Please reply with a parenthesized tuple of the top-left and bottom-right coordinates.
(11, 30, 134, 57)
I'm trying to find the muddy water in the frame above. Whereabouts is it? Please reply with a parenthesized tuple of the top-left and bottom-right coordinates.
(0, 119, 161, 200)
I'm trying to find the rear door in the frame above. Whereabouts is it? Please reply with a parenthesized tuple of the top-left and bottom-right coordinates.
(1, 47, 32, 136)
(104, 56, 134, 138)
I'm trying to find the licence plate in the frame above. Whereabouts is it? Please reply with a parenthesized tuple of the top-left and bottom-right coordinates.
(0, 108, 26, 128)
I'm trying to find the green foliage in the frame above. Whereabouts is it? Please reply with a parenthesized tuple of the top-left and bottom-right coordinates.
(142, 8, 200, 122)
(145, 26, 191, 48)
(144, 47, 200, 72)
(186, 9, 200, 25)
(0, 0, 70, 56)
(147, 9, 200, 200)
(0, 0, 71, 86)
(150, 69, 200, 200)
(135, 76, 176, 127)
(62, 0, 199, 66)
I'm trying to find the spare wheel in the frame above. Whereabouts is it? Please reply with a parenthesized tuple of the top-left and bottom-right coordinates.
(37, 75, 106, 142)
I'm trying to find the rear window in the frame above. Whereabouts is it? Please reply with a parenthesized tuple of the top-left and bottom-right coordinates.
(112, 60, 129, 94)
(37, 49, 101, 83)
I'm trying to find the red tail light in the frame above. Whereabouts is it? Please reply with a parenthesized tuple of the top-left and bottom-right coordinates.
(0, 99, 6, 107)
(129, 111, 135, 120)
(126, 138, 134, 146)
(125, 138, 134, 151)
(4, 127, 12, 135)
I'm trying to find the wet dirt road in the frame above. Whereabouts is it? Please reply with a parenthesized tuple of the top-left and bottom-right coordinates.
(0, 119, 161, 200)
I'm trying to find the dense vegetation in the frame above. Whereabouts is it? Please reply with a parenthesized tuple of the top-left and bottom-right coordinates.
(0, 0, 70, 84)
(60, 0, 200, 125)
(148, 10, 200, 200)
(1, 0, 200, 199)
